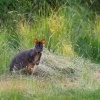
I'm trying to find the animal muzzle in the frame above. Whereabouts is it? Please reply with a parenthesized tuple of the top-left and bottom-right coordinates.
(36, 51, 41, 54)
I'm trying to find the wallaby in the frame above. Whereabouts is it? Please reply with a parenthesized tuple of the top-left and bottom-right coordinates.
(9, 39, 46, 75)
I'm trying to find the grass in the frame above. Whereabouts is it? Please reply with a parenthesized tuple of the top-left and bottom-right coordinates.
(0, 1, 100, 68)
(0, 50, 99, 100)
(1, 2, 100, 63)
(0, 75, 100, 100)
(1, 89, 100, 100)
(0, 0, 100, 100)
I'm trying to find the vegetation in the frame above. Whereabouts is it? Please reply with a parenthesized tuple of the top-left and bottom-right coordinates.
(0, 0, 100, 99)
(0, 73, 100, 100)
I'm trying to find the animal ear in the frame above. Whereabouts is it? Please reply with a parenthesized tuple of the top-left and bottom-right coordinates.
(41, 39, 46, 44)
(34, 39, 38, 43)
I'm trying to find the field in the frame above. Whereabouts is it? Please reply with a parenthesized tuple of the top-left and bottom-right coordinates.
(0, 76, 100, 100)
(0, 49, 100, 100)
(0, 0, 100, 99)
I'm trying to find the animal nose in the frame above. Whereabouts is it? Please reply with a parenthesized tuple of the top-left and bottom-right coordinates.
(36, 51, 40, 53)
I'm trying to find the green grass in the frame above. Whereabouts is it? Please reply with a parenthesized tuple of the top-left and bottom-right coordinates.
(0, 90, 30, 100)
(0, 77, 100, 100)
(1, 89, 99, 100)
(0, 1, 100, 100)
(0, 1, 100, 65)
(0, 1, 100, 72)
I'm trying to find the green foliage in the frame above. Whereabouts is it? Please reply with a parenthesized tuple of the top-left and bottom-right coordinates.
(72, 16, 100, 63)
(0, 87, 100, 100)
(0, 1, 100, 99)
(0, 90, 32, 100)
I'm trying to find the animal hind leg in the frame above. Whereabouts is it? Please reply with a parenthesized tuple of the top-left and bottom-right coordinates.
(30, 66, 37, 75)
(27, 63, 35, 75)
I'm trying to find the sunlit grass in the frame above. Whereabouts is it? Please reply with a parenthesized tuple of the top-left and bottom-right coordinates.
(15, 7, 74, 56)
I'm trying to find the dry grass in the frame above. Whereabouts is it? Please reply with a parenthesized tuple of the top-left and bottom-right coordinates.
(0, 49, 100, 93)
(0, 49, 100, 100)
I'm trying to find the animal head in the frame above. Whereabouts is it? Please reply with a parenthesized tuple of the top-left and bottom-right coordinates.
(34, 39, 46, 53)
